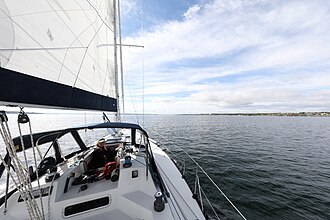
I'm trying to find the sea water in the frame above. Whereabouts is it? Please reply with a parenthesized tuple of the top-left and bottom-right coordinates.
(0, 114, 329, 220)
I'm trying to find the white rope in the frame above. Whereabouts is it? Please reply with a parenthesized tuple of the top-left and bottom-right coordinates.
(0, 121, 38, 219)
(0, 156, 39, 219)
(148, 128, 248, 220)
(17, 120, 43, 219)
(17, 123, 39, 216)
(0, 114, 43, 220)
(1, 121, 34, 218)
(27, 121, 46, 218)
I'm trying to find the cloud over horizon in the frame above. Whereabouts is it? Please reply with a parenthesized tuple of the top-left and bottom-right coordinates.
(121, 0, 330, 114)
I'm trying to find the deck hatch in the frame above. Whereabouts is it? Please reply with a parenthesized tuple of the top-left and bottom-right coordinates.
(64, 196, 110, 217)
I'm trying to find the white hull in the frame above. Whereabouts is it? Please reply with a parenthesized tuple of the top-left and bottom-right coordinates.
(0, 126, 205, 220)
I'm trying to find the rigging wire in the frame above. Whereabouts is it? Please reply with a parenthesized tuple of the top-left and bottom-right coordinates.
(155, 159, 199, 220)
(122, 7, 145, 125)
(125, 46, 140, 125)
(148, 128, 248, 220)
(201, 186, 221, 220)
(194, 167, 203, 212)
(140, 8, 145, 127)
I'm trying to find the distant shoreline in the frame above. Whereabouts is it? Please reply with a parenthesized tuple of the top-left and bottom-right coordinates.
(188, 112, 330, 117)
(3, 111, 330, 117)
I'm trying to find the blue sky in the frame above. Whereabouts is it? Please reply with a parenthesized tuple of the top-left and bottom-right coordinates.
(120, 0, 330, 114)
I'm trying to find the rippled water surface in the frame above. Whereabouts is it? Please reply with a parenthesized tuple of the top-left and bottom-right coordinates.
(1, 114, 330, 220)
(143, 115, 330, 220)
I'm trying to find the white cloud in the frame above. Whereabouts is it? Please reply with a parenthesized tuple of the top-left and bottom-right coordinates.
(120, 1, 137, 16)
(183, 4, 201, 19)
(122, 0, 330, 114)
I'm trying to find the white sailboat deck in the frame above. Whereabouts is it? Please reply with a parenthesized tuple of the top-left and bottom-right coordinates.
(0, 139, 204, 220)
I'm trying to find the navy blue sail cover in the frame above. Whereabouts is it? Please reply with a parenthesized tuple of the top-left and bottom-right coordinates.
(0, 68, 117, 112)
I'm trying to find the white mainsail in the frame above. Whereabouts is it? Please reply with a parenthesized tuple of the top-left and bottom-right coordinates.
(0, 0, 117, 111)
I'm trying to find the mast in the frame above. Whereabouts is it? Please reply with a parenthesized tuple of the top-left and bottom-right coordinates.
(113, 0, 120, 122)
(118, 0, 125, 115)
